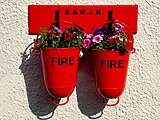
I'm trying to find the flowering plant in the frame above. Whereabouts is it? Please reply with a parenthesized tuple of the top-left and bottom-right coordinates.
(37, 26, 83, 48)
(82, 21, 133, 52)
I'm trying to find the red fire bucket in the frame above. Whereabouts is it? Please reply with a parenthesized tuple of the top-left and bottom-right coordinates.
(40, 47, 80, 106)
(93, 50, 131, 106)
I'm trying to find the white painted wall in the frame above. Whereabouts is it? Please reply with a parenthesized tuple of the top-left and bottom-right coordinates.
(0, 0, 160, 119)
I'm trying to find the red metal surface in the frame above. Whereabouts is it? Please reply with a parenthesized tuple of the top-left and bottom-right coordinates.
(93, 50, 130, 99)
(40, 47, 80, 99)
(28, 5, 138, 34)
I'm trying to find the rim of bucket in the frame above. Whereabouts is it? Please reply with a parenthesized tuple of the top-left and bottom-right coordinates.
(40, 47, 80, 50)
(93, 49, 131, 53)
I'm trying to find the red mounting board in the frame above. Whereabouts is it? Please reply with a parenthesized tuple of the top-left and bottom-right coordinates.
(28, 5, 138, 35)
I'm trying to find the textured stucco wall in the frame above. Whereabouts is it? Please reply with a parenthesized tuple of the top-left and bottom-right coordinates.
(0, 0, 160, 119)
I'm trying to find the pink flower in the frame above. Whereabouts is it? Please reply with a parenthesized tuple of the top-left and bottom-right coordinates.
(84, 33, 88, 38)
(92, 35, 103, 43)
(87, 34, 93, 39)
(84, 33, 93, 39)
(82, 39, 91, 48)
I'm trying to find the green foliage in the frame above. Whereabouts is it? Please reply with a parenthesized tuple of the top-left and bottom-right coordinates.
(37, 26, 83, 48)
(82, 22, 133, 52)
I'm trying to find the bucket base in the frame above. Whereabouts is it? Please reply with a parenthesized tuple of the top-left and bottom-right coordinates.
(97, 88, 124, 99)
(48, 87, 74, 98)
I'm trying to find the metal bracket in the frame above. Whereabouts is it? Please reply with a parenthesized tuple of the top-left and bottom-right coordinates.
(54, 10, 60, 28)
(107, 10, 114, 30)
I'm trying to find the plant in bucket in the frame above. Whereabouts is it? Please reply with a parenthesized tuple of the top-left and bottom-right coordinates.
(35, 20, 84, 106)
(82, 11, 135, 106)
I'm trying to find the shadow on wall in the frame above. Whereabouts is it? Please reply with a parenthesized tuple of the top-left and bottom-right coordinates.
(19, 43, 106, 119)
(77, 52, 105, 119)
(19, 43, 58, 120)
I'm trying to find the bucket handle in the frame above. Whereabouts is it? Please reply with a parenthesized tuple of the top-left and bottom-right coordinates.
(131, 48, 136, 54)
(116, 20, 136, 53)
(103, 97, 120, 106)
(52, 96, 70, 106)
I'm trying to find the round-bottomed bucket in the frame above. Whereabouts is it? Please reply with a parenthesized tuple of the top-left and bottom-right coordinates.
(93, 50, 130, 106)
(40, 47, 80, 106)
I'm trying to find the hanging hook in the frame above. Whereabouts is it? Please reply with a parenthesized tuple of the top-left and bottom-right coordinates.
(107, 10, 114, 30)
(54, 10, 60, 28)
(49, 10, 60, 30)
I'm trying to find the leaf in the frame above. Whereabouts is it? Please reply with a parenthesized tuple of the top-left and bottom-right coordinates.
(67, 42, 71, 48)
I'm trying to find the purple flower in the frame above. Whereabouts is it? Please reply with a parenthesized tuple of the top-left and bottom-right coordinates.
(46, 37, 52, 45)
(92, 35, 103, 43)
(102, 35, 110, 39)
(115, 28, 122, 33)
(100, 27, 109, 32)
(54, 26, 62, 33)
(91, 27, 95, 31)
(82, 39, 91, 48)
(94, 28, 101, 34)
(115, 23, 124, 33)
